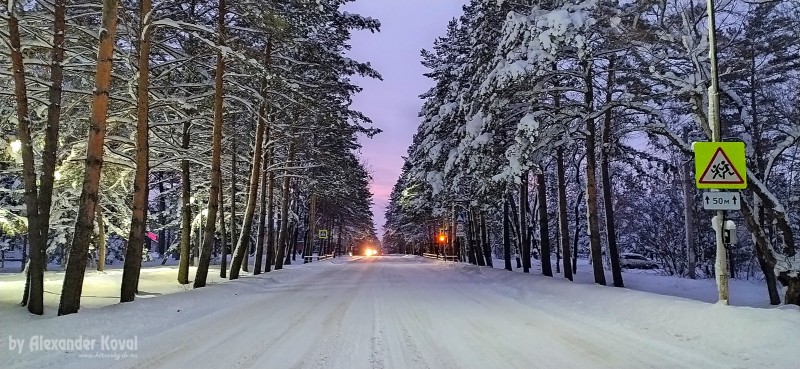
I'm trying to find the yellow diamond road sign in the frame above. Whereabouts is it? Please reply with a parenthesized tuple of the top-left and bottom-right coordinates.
(694, 142, 747, 189)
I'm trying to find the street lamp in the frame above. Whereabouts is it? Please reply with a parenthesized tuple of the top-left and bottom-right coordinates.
(9, 139, 21, 153)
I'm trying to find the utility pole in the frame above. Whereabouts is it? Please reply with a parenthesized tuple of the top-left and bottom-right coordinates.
(706, 0, 728, 304)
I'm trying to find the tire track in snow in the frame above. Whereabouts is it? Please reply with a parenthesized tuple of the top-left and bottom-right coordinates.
(110, 268, 345, 369)
(20, 256, 781, 369)
(444, 265, 742, 369)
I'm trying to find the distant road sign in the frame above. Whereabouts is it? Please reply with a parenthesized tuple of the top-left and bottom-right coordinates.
(455, 223, 465, 237)
(695, 142, 747, 189)
(318, 229, 328, 239)
(703, 192, 741, 211)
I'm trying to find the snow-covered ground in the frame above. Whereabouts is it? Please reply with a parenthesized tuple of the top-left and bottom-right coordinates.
(0, 257, 301, 323)
(2, 255, 798, 368)
(494, 257, 778, 308)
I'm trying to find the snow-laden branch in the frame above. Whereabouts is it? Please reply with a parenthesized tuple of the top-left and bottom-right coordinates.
(765, 128, 800, 182)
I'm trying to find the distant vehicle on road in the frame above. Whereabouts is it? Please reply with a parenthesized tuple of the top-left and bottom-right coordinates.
(619, 253, 659, 269)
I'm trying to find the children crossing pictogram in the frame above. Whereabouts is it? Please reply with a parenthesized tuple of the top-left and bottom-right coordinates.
(694, 142, 747, 189)
(699, 148, 743, 184)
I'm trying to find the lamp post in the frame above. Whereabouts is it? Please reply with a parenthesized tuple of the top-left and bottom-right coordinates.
(9, 139, 21, 153)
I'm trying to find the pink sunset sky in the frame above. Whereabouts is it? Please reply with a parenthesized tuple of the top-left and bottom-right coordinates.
(344, 0, 468, 237)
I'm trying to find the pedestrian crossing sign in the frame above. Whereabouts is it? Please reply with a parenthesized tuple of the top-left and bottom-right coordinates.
(695, 142, 747, 189)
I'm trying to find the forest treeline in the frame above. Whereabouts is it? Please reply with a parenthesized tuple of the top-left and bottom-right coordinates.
(382, 0, 800, 305)
(1, 0, 380, 316)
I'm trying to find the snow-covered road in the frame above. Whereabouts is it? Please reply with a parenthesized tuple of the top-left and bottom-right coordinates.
(4, 255, 798, 369)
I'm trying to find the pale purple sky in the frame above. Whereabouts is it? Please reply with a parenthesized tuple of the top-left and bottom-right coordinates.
(344, 0, 468, 236)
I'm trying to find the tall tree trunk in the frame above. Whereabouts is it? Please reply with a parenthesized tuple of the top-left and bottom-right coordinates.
(583, 60, 606, 286)
(466, 213, 476, 265)
(601, 56, 623, 288)
(480, 212, 492, 267)
(255, 98, 273, 274)
(536, 170, 553, 277)
(503, 198, 512, 271)
(556, 147, 572, 280)
(573, 177, 583, 273)
(157, 174, 166, 256)
(326, 220, 332, 255)
(176, 0, 199, 282)
(178, 118, 192, 284)
(193, 0, 225, 288)
(21, 259, 31, 306)
(320, 210, 328, 256)
(229, 133, 237, 271)
(7, 1, 45, 315)
(507, 192, 522, 269)
(177, 0, 198, 283)
(254, 131, 269, 274)
(15, 0, 68, 314)
(230, 82, 269, 279)
(316, 210, 324, 256)
(228, 111, 239, 270)
(324, 216, 332, 255)
(336, 219, 343, 257)
(450, 205, 457, 258)
(745, 47, 780, 303)
(96, 204, 106, 272)
(192, 221, 199, 267)
(265, 151, 276, 272)
(275, 141, 295, 270)
(552, 62, 572, 280)
(26, 0, 67, 314)
(290, 196, 300, 264)
(751, 197, 781, 304)
(741, 199, 797, 305)
(520, 172, 531, 273)
(527, 196, 536, 260)
(472, 210, 485, 266)
(218, 179, 227, 278)
(121, 0, 153, 302)
(58, 0, 121, 316)
(194, 216, 202, 266)
(237, 142, 245, 272)
(555, 222, 561, 273)
(288, 218, 298, 265)
(301, 203, 310, 261)
(306, 193, 317, 261)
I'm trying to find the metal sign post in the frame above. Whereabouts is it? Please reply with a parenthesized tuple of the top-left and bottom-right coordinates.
(705, 0, 728, 305)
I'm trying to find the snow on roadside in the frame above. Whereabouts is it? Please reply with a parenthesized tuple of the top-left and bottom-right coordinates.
(493, 257, 778, 308)
(0, 258, 346, 326)
(452, 261, 800, 368)
(1, 259, 345, 369)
